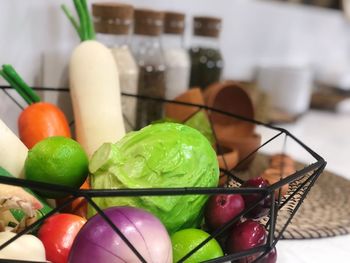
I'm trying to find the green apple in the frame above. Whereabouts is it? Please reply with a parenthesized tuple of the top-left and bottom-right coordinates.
(171, 228, 224, 262)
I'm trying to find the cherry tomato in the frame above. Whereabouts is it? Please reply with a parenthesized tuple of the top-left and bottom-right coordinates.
(38, 213, 86, 263)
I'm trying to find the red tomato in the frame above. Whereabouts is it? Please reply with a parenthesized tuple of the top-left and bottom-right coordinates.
(38, 213, 86, 263)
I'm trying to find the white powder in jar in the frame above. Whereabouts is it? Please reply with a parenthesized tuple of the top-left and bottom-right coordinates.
(111, 45, 139, 131)
(164, 48, 190, 100)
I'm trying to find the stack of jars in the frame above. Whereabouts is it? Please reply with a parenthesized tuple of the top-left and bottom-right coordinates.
(92, 3, 224, 130)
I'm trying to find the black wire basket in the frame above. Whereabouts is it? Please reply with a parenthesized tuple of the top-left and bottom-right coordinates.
(0, 85, 326, 263)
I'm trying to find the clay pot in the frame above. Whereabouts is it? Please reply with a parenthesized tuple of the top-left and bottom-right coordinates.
(219, 132, 262, 171)
(203, 81, 255, 138)
(216, 143, 239, 186)
(217, 144, 239, 171)
(165, 88, 205, 122)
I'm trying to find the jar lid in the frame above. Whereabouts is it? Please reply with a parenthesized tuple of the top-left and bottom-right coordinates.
(92, 3, 134, 35)
(164, 11, 185, 35)
(193, 16, 222, 38)
(134, 9, 164, 36)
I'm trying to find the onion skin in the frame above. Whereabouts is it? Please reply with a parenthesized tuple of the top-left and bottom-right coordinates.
(69, 206, 172, 263)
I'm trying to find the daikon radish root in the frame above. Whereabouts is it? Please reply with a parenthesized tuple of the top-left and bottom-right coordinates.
(0, 119, 27, 178)
(63, 0, 125, 156)
(70, 41, 125, 156)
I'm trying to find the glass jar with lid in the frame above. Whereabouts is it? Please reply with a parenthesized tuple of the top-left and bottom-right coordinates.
(92, 3, 139, 131)
(189, 16, 223, 89)
(162, 11, 190, 99)
(133, 9, 166, 129)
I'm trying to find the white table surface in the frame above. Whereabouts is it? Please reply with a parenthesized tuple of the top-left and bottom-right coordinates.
(257, 109, 350, 263)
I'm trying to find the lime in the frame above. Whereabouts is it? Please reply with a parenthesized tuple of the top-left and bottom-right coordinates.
(171, 228, 224, 262)
(25, 136, 88, 198)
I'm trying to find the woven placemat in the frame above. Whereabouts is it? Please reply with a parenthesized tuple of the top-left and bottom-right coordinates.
(279, 167, 350, 239)
(229, 154, 350, 240)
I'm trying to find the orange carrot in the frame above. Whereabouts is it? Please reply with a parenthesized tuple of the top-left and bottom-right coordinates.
(18, 102, 71, 149)
(0, 64, 71, 148)
(56, 180, 89, 218)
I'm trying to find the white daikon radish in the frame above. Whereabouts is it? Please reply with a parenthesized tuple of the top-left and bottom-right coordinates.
(0, 119, 27, 178)
(69, 40, 125, 157)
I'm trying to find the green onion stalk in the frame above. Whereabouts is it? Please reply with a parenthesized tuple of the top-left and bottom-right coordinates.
(61, 0, 95, 41)
(0, 64, 41, 105)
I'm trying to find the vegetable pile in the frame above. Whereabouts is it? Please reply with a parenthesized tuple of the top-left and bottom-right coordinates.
(0, 0, 280, 262)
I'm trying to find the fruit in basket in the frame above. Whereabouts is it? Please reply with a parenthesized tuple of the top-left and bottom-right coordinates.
(24, 136, 88, 198)
(226, 220, 267, 262)
(171, 228, 223, 263)
(204, 194, 245, 231)
(38, 213, 86, 263)
(0, 231, 46, 261)
(0, 64, 71, 149)
(260, 247, 277, 263)
(89, 123, 219, 233)
(241, 177, 272, 219)
(69, 206, 172, 263)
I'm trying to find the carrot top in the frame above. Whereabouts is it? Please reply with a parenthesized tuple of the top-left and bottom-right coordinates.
(61, 0, 95, 42)
(0, 64, 41, 105)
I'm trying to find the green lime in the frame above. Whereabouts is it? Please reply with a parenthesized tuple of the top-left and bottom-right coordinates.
(171, 228, 224, 263)
(25, 136, 88, 198)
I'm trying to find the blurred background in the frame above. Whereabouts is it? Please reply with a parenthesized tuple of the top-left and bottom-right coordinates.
(1, 1, 350, 262)
(2, 0, 350, 125)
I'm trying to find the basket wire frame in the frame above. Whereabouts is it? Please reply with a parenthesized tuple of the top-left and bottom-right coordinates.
(0, 85, 326, 263)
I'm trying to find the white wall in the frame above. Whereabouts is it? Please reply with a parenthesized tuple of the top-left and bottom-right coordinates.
(1, 0, 349, 83)
(1, 0, 350, 131)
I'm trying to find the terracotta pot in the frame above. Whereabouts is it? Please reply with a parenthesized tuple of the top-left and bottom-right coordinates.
(165, 87, 205, 122)
(217, 144, 239, 171)
(216, 143, 239, 186)
(219, 132, 262, 171)
(203, 81, 255, 137)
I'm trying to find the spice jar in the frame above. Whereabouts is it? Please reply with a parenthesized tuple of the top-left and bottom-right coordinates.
(92, 3, 138, 131)
(133, 9, 166, 129)
(162, 11, 190, 99)
(189, 16, 223, 89)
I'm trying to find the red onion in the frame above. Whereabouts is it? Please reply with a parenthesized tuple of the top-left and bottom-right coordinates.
(69, 206, 172, 263)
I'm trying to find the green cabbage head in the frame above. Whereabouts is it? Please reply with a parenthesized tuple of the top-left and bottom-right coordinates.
(88, 122, 219, 233)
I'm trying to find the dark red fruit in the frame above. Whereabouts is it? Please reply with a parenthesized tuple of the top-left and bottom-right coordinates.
(204, 194, 245, 231)
(258, 247, 277, 263)
(242, 177, 272, 219)
(226, 220, 267, 254)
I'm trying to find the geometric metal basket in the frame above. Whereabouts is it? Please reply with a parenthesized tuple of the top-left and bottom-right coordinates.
(0, 86, 326, 263)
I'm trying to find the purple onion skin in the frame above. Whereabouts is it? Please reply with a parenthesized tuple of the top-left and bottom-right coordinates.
(69, 206, 172, 263)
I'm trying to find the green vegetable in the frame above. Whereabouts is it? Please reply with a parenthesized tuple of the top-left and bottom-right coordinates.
(61, 0, 95, 41)
(184, 111, 215, 145)
(0, 65, 41, 105)
(89, 123, 219, 233)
